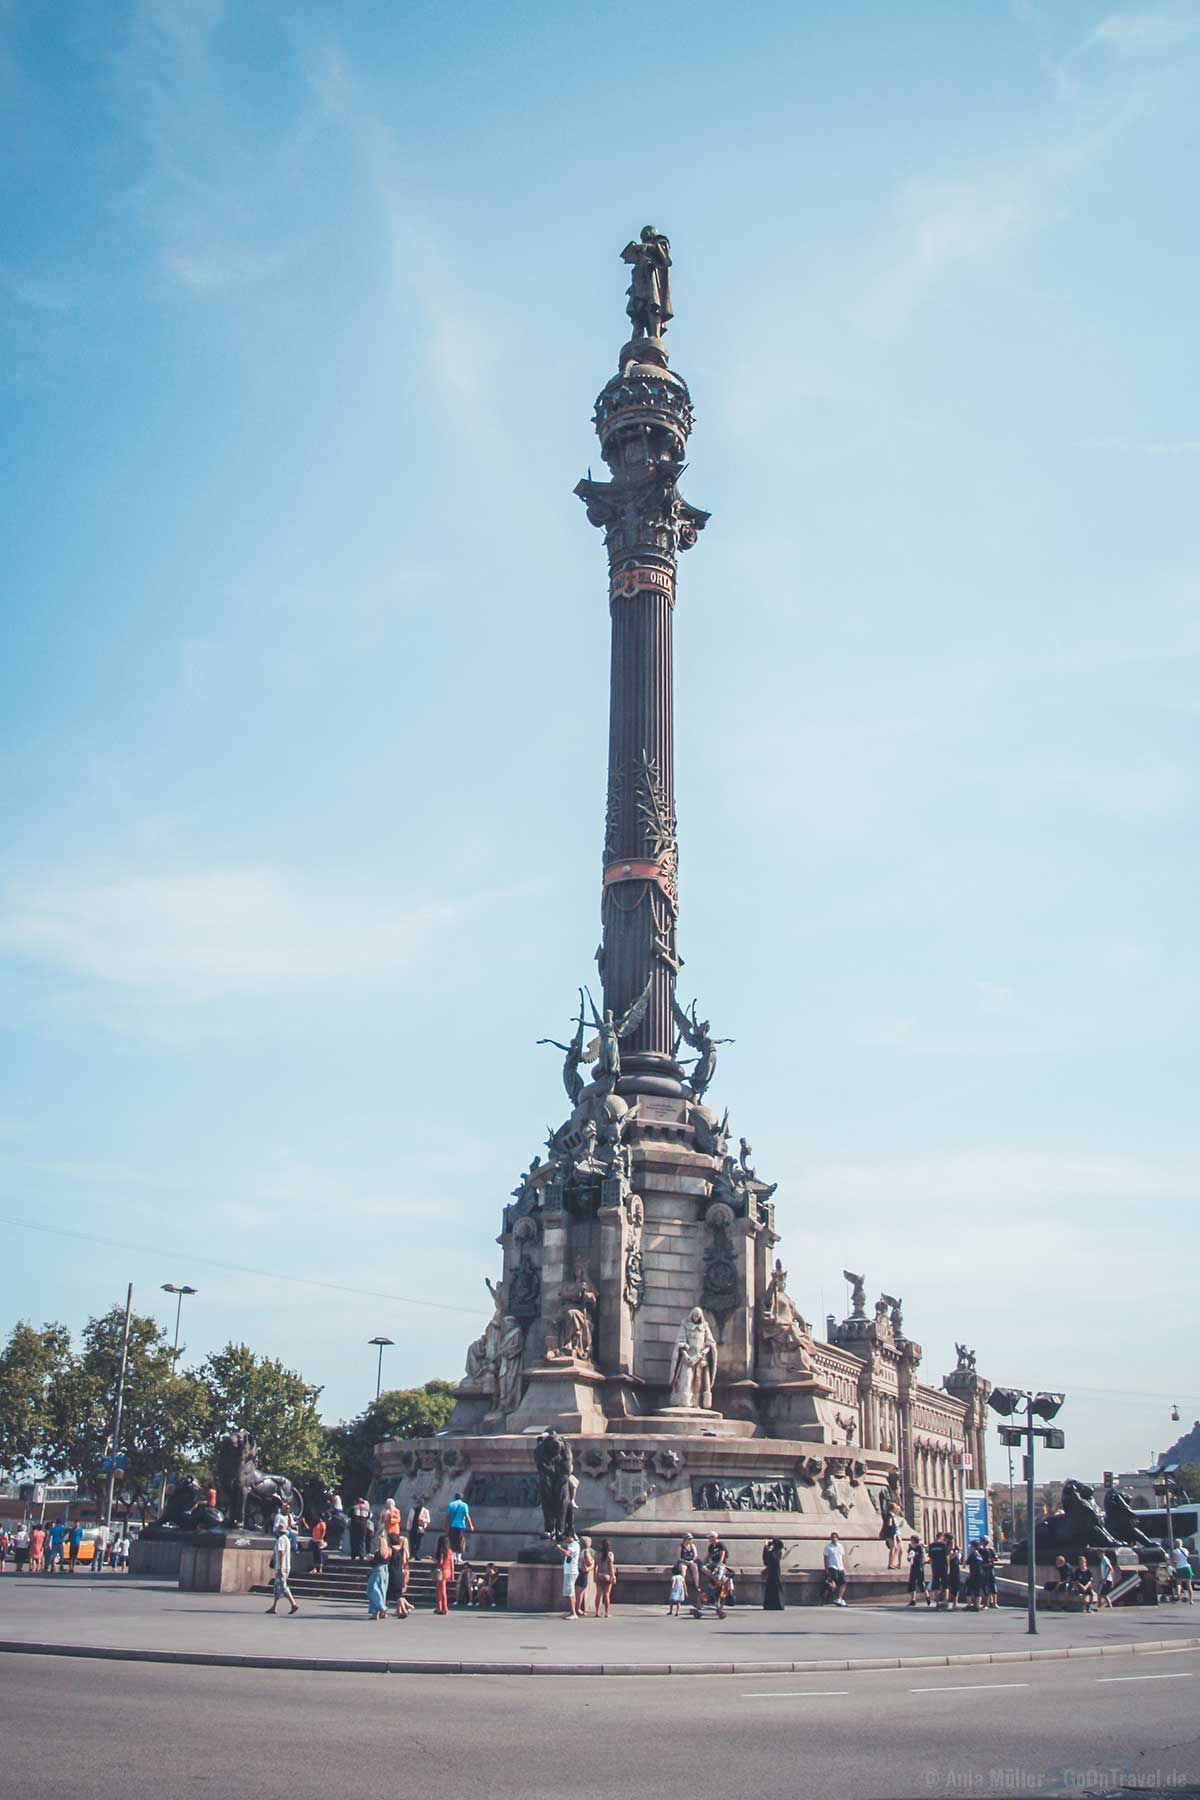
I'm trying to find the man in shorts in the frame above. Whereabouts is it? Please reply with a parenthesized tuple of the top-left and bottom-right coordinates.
(266, 1526, 299, 1615)
(823, 1531, 848, 1606)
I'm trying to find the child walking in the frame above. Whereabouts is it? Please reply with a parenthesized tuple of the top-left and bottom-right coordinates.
(667, 1562, 686, 1616)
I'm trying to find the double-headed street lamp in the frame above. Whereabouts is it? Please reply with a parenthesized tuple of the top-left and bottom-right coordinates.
(987, 1387, 1066, 1637)
(369, 1336, 395, 1401)
(158, 1284, 197, 1515)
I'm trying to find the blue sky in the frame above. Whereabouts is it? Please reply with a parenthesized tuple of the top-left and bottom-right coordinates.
(2, 0, 1197, 1479)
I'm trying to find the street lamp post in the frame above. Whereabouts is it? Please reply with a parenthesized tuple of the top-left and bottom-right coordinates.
(157, 1284, 197, 1515)
(987, 1387, 1066, 1637)
(369, 1336, 394, 1401)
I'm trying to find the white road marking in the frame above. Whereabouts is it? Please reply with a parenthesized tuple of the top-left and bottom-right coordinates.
(1096, 1672, 1193, 1683)
(909, 1683, 1029, 1693)
(740, 1690, 849, 1699)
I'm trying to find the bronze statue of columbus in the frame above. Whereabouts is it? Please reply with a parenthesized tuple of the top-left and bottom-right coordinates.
(622, 227, 673, 340)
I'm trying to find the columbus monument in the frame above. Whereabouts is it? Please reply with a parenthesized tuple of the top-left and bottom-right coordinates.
(378, 232, 990, 1587)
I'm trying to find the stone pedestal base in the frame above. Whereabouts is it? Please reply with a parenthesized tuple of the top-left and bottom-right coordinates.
(620, 1409, 756, 1438)
(508, 1362, 607, 1433)
(377, 1430, 900, 1574)
(507, 1560, 568, 1612)
(178, 1533, 276, 1594)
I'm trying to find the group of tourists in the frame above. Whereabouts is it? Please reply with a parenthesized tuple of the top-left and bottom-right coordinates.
(0, 1521, 131, 1574)
(907, 1532, 998, 1610)
(552, 1530, 618, 1618)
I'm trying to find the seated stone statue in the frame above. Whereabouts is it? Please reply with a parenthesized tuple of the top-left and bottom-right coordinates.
(758, 1260, 814, 1371)
(544, 1262, 598, 1363)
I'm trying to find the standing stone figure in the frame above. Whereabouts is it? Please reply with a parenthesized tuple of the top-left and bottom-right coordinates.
(621, 227, 673, 340)
(668, 1307, 718, 1410)
(579, 979, 653, 1083)
(534, 1428, 574, 1537)
(463, 1292, 504, 1399)
(495, 1316, 526, 1414)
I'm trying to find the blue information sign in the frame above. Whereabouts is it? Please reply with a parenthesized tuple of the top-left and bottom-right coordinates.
(963, 1487, 988, 1545)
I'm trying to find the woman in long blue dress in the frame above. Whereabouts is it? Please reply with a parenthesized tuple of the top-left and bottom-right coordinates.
(367, 1531, 390, 1620)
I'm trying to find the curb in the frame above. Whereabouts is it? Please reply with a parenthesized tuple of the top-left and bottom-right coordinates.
(0, 1636, 1196, 1678)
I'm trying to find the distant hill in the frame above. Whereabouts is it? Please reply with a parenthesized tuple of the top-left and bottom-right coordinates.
(1158, 1421, 1200, 1466)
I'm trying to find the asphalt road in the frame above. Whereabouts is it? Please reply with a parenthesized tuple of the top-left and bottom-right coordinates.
(3, 1649, 1198, 1800)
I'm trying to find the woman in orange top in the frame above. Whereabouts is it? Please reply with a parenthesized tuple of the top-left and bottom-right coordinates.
(309, 1516, 327, 1574)
(434, 1534, 453, 1614)
(382, 1502, 402, 1538)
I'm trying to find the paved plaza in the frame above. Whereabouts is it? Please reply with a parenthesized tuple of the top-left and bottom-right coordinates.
(0, 1575, 1197, 1675)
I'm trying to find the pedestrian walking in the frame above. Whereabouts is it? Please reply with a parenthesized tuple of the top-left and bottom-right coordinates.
(1076, 1555, 1097, 1612)
(407, 1498, 430, 1559)
(667, 1562, 687, 1616)
(266, 1526, 299, 1615)
(91, 1524, 109, 1575)
(1171, 1543, 1194, 1603)
(762, 1537, 788, 1611)
(116, 1533, 131, 1572)
(367, 1530, 391, 1621)
(446, 1492, 473, 1559)
(555, 1529, 581, 1618)
(823, 1531, 848, 1606)
(594, 1538, 617, 1617)
(906, 1534, 928, 1606)
(68, 1523, 83, 1573)
(1097, 1550, 1116, 1608)
(433, 1534, 454, 1615)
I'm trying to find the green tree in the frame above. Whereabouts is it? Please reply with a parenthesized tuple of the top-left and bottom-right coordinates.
(0, 1320, 72, 1479)
(1172, 1463, 1200, 1505)
(202, 1343, 334, 1489)
(45, 1305, 211, 1509)
(329, 1380, 456, 1502)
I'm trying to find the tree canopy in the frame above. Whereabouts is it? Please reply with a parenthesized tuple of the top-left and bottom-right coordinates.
(201, 1342, 334, 1490)
(329, 1380, 456, 1502)
(0, 1320, 71, 1480)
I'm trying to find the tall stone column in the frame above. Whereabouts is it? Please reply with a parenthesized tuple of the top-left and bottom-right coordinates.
(576, 248, 708, 1098)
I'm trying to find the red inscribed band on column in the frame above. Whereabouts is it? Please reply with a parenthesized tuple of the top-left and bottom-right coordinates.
(609, 565, 674, 602)
(604, 859, 662, 885)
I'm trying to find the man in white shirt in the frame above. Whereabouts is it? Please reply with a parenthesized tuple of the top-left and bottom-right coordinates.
(823, 1531, 848, 1605)
(91, 1524, 109, 1575)
(266, 1527, 299, 1615)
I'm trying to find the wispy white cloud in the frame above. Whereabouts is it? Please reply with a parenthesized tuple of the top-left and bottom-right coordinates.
(1088, 2, 1200, 51)
(0, 867, 470, 1000)
(861, 85, 1150, 331)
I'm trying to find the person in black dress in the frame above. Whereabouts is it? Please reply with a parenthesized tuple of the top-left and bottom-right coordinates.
(762, 1538, 787, 1610)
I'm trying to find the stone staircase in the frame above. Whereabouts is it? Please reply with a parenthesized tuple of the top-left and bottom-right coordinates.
(251, 1554, 508, 1608)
